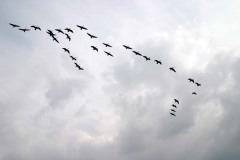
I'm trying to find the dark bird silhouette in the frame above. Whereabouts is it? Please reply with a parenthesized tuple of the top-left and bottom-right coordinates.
(171, 109, 176, 112)
(154, 60, 162, 65)
(123, 45, 132, 50)
(91, 46, 98, 52)
(55, 29, 64, 34)
(188, 78, 194, 83)
(143, 56, 150, 61)
(9, 23, 20, 28)
(52, 36, 59, 43)
(103, 43, 112, 47)
(74, 63, 84, 70)
(65, 33, 71, 41)
(195, 82, 201, 86)
(76, 25, 88, 30)
(132, 51, 142, 56)
(87, 33, 97, 39)
(174, 99, 179, 104)
(19, 28, 30, 32)
(170, 113, 176, 116)
(31, 25, 41, 31)
(47, 30, 56, 37)
(65, 28, 73, 33)
(62, 48, 70, 54)
(169, 67, 176, 72)
(172, 104, 177, 108)
(104, 51, 113, 57)
(70, 56, 77, 61)
(192, 92, 197, 95)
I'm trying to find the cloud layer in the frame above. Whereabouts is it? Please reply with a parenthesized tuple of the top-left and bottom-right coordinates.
(1, 0, 240, 159)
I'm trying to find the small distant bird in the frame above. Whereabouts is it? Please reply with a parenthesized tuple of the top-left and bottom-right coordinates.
(132, 51, 142, 56)
(123, 45, 132, 50)
(52, 36, 59, 43)
(76, 25, 88, 30)
(143, 56, 150, 61)
(74, 63, 84, 70)
(65, 33, 71, 41)
(171, 109, 176, 112)
(47, 30, 56, 37)
(65, 28, 73, 33)
(170, 113, 176, 116)
(169, 67, 176, 73)
(9, 23, 20, 28)
(103, 43, 112, 47)
(154, 60, 162, 65)
(195, 82, 201, 86)
(19, 28, 30, 32)
(55, 29, 64, 34)
(174, 99, 179, 104)
(172, 104, 177, 108)
(104, 51, 113, 57)
(31, 25, 41, 31)
(91, 46, 98, 52)
(87, 33, 97, 39)
(62, 48, 70, 54)
(70, 55, 77, 61)
(188, 78, 194, 83)
(192, 92, 197, 95)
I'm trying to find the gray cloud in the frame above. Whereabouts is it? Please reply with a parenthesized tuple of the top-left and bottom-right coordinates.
(1, 0, 240, 160)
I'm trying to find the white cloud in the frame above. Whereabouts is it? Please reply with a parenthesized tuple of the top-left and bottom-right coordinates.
(1, 0, 240, 160)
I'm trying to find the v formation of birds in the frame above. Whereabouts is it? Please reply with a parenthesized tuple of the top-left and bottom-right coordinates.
(9, 23, 203, 117)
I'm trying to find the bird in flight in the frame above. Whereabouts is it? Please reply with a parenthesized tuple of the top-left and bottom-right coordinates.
(172, 104, 177, 108)
(70, 56, 77, 61)
(103, 43, 112, 47)
(65, 28, 73, 33)
(74, 63, 84, 70)
(171, 109, 176, 112)
(154, 60, 162, 65)
(192, 92, 197, 95)
(143, 56, 150, 61)
(169, 67, 176, 73)
(76, 25, 88, 30)
(87, 33, 97, 39)
(19, 28, 30, 32)
(123, 45, 132, 50)
(188, 78, 194, 83)
(104, 51, 113, 57)
(195, 82, 201, 86)
(65, 33, 71, 41)
(31, 25, 41, 31)
(170, 113, 176, 116)
(62, 48, 70, 54)
(9, 23, 20, 28)
(52, 36, 59, 43)
(47, 30, 56, 37)
(174, 99, 179, 104)
(132, 51, 142, 56)
(91, 46, 98, 52)
(55, 29, 64, 34)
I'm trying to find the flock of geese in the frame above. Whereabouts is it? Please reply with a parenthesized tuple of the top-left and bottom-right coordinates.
(9, 23, 202, 117)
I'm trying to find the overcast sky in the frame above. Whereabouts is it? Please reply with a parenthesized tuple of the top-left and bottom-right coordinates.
(1, 0, 240, 159)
